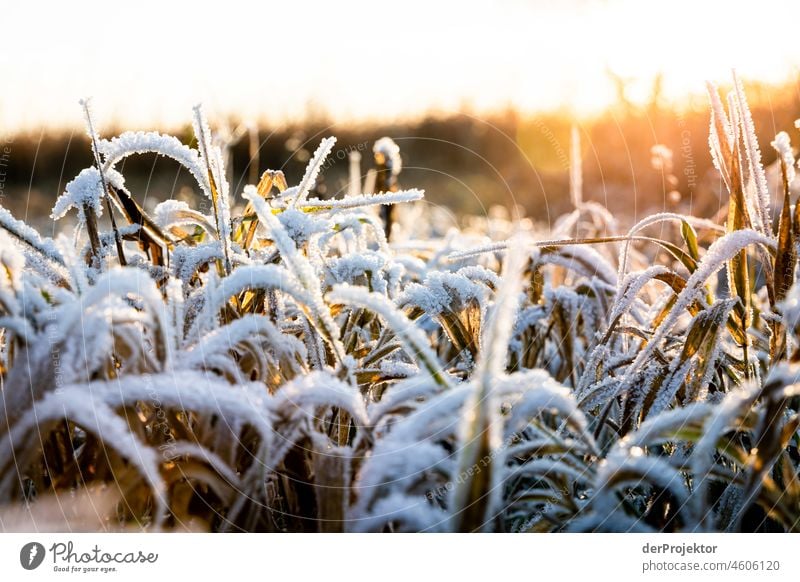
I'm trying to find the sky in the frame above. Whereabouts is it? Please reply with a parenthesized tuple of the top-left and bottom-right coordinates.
(2, 0, 799, 132)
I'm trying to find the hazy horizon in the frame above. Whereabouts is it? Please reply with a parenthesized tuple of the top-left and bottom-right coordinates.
(3, 0, 799, 133)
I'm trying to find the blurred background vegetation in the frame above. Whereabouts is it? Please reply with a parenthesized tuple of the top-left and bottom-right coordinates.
(2, 77, 798, 231)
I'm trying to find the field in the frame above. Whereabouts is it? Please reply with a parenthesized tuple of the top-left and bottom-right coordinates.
(2, 73, 800, 533)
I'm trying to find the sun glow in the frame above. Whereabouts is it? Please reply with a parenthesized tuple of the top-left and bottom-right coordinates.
(1, 0, 798, 132)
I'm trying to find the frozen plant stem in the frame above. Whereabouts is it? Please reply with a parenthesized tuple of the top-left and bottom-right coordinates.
(80, 98, 126, 267)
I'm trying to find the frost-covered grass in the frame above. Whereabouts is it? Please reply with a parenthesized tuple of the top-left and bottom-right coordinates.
(3, 74, 800, 532)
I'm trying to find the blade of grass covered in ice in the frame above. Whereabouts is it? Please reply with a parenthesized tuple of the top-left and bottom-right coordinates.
(640, 297, 736, 421)
(708, 81, 775, 321)
(80, 99, 127, 266)
(289, 137, 337, 209)
(98, 129, 216, 254)
(53, 166, 173, 268)
(327, 284, 452, 388)
(706, 81, 735, 193)
(724, 103, 756, 373)
(153, 200, 216, 238)
(732, 70, 773, 238)
(450, 234, 528, 532)
(0, 387, 168, 528)
(450, 234, 700, 274)
(243, 188, 346, 364)
(617, 212, 724, 280)
(193, 105, 232, 275)
(100, 131, 212, 198)
(298, 189, 424, 211)
(0, 206, 70, 287)
(622, 231, 773, 397)
(193, 265, 310, 334)
(771, 131, 796, 359)
(772, 131, 796, 303)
